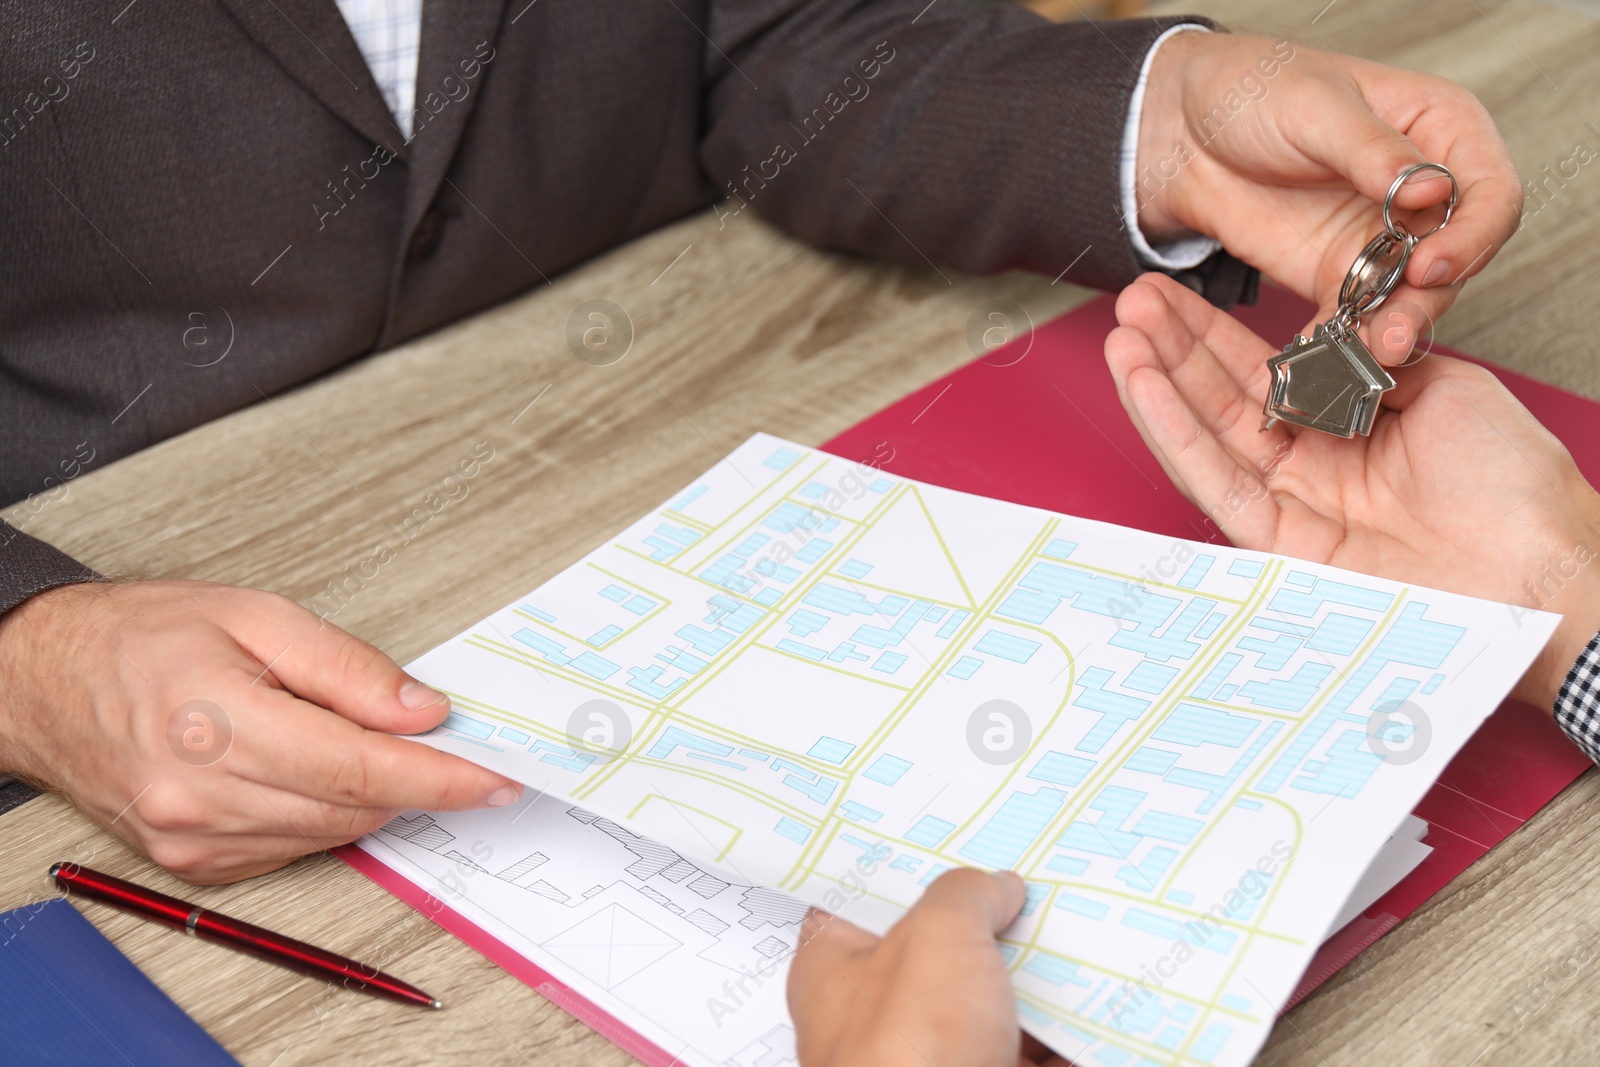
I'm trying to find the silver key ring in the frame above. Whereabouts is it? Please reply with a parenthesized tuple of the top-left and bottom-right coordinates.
(1335, 224, 1415, 327)
(1383, 162, 1458, 241)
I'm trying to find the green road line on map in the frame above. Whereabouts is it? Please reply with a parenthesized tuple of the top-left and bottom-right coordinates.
(756, 642, 916, 691)
(643, 708, 844, 778)
(446, 693, 669, 788)
(622, 503, 899, 812)
(1126, 797, 1304, 1066)
(567, 706, 672, 802)
(1008, 998, 1211, 1067)
(1169, 594, 1409, 1065)
(653, 487, 898, 713)
(661, 509, 712, 534)
(788, 513, 1097, 884)
(1005, 882, 1060, 976)
(572, 713, 838, 808)
(782, 544, 1059, 888)
(465, 634, 648, 707)
(1010, 880, 1300, 944)
(1012, 993, 1222, 1067)
(577, 755, 823, 825)
(783, 513, 1058, 876)
(814, 573, 974, 612)
(1176, 696, 1299, 720)
(1014, 965, 1258, 1025)
(442, 693, 570, 743)
(611, 543, 771, 607)
(834, 512, 1059, 777)
(995, 883, 1286, 1027)
(797, 872, 947, 916)
(1012, 982, 1256, 1031)
(690, 455, 833, 566)
(586, 561, 676, 608)
(1042, 556, 1247, 606)
(1008, 560, 1280, 877)
(511, 606, 658, 652)
(569, 665, 882, 806)
(784, 821, 976, 876)
(623, 794, 745, 862)
(934, 623, 1078, 847)
(783, 517, 1059, 887)
(1012, 993, 1188, 1065)
(909, 483, 978, 608)
(1153, 586, 1407, 899)
(770, 804, 1298, 941)
(677, 456, 834, 572)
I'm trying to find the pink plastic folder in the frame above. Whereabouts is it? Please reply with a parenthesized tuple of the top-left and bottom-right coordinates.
(341, 284, 1594, 1054)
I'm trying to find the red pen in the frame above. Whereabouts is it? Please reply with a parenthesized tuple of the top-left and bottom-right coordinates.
(50, 862, 442, 1010)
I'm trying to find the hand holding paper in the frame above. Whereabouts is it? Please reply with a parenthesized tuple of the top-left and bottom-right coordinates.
(1106, 272, 1600, 710)
(789, 870, 1029, 1067)
(0, 580, 521, 883)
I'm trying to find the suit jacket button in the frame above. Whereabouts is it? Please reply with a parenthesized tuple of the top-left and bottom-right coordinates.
(407, 206, 446, 262)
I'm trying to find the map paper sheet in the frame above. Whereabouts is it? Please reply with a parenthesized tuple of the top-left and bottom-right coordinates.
(358, 801, 802, 1067)
(401, 433, 1556, 1066)
(355, 799, 1429, 1067)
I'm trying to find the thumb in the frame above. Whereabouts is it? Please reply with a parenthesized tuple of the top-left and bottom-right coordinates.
(1380, 348, 1481, 410)
(1293, 87, 1452, 227)
(916, 868, 1027, 936)
(790, 907, 879, 1003)
(221, 592, 451, 732)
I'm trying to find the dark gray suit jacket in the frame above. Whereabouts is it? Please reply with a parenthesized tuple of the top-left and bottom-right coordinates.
(0, 0, 1248, 613)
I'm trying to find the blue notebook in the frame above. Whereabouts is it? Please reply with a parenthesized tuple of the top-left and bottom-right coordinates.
(0, 897, 239, 1065)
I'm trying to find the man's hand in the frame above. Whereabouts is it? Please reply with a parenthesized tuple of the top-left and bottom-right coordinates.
(1106, 273, 1600, 710)
(0, 580, 522, 883)
(789, 868, 1074, 1067)
(1135, 31, 1522, 360)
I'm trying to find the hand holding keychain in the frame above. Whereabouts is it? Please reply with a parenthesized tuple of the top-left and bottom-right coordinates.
(1262, 162, 1460, 438)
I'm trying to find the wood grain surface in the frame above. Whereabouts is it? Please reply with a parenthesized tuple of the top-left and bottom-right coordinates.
(3, 0, 1598, 1063)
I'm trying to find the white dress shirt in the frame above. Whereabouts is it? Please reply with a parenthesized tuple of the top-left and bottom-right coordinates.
(1119, 24, 1221, 269)
(336, 0, 423, 137)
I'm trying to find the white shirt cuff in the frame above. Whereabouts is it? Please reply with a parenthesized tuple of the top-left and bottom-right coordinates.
(1119, 23, 1221, 271)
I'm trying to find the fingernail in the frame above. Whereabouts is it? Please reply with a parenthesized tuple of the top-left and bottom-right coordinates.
(1421, 258, 1452, 286)
(486, 784, 521, 807)
(399, 680, 449, 710)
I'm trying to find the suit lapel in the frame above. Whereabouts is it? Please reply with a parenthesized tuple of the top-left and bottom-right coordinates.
(215, 0, 408, 159)
(401, 0, 510, 232)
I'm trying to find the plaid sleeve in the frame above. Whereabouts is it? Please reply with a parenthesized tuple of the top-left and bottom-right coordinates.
(1553, 630, 1600, 765)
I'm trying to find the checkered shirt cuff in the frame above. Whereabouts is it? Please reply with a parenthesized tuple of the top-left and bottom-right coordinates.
(1554, 630, 1600, 765)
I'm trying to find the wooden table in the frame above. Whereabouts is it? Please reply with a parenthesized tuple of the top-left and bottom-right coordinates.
(5, 0, 1600, 1062)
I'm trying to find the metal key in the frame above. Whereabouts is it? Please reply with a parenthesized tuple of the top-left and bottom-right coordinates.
(1262, 163, 1459, 439)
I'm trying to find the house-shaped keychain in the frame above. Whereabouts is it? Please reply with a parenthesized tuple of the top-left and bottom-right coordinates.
(1262, 323, 1396, 438)
(1260, 162, 1458, 440)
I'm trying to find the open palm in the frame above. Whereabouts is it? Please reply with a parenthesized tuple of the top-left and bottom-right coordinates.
(1104, 273, 1600, 707)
